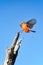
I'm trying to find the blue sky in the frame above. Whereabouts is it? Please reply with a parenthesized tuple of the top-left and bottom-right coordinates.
(0, 0, 43, 65)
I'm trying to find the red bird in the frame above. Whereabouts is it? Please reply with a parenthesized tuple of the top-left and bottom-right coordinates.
(20, 19, 36, 33)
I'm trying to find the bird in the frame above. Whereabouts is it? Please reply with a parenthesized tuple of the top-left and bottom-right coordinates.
(20, 19, 36, 33)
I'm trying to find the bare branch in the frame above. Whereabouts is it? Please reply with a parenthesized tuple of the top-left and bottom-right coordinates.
(11, 32, 20, 49)
(3, 32, 22, 65)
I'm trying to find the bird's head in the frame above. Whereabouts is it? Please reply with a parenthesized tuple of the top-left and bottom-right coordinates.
(20, 22, 25, 27)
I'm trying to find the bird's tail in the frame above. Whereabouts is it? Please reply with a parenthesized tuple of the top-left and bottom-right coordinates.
(29, 30, 36, 33)
(31, 30, 36, 33)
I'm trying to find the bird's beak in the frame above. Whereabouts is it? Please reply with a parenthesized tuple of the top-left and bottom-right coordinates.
(20, 23, 22, 27)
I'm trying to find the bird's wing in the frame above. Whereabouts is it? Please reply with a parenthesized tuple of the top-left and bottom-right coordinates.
(26, 19, 36, 29)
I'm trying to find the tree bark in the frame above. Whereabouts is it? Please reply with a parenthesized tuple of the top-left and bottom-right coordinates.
(3, 32, 22, 65)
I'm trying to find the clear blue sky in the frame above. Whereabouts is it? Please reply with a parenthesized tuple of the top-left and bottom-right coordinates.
(0, 0, 43, 65)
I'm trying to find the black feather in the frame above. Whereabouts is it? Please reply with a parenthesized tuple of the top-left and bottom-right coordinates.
(26, 19, 36, 29)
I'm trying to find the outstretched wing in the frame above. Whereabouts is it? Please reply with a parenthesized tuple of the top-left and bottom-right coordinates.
(26, 19, 36, 29)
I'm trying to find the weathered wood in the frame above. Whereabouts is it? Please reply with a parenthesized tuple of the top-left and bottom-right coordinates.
(3, 32, 22, 65)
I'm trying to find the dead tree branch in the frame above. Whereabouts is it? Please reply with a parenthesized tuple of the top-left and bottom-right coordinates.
(3, 32, 22, 65)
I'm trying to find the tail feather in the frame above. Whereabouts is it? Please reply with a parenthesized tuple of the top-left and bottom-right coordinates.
(31, 30, 36, 33)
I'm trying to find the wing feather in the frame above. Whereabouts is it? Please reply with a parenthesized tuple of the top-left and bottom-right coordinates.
(26, 19, 36, 29)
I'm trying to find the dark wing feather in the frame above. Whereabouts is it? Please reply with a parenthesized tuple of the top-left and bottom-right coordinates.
(26, 19, 36, 29)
